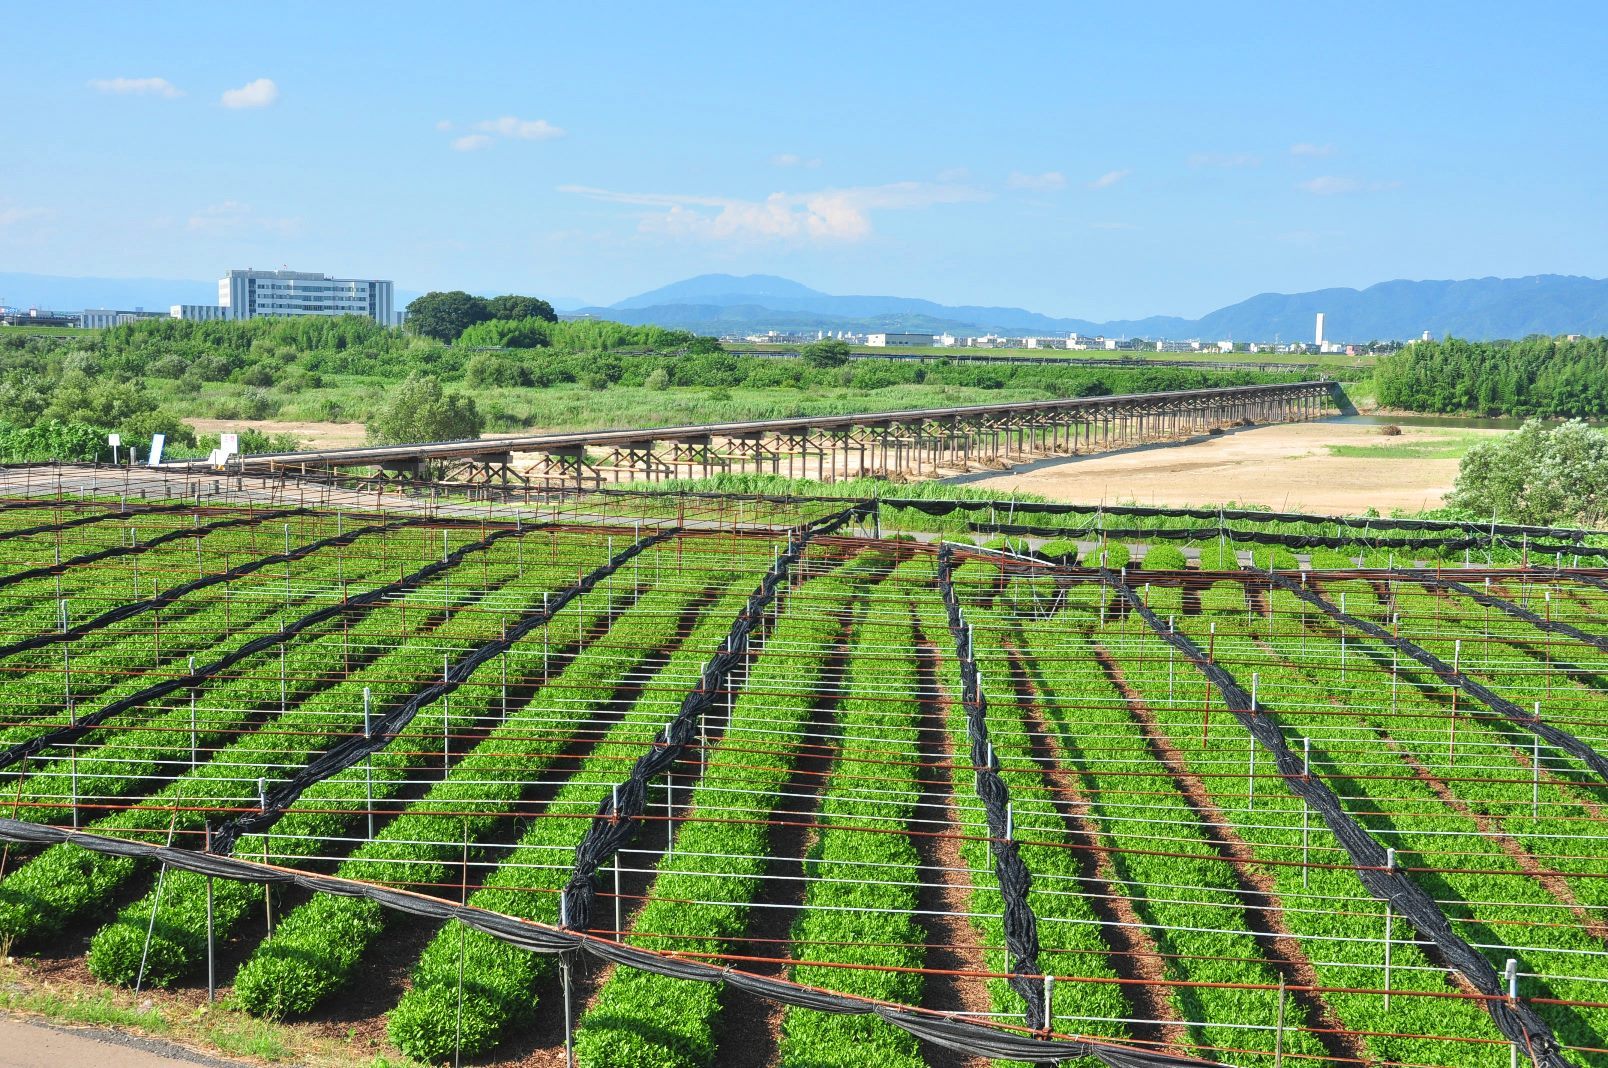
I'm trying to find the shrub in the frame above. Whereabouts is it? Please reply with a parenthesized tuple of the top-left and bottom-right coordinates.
(1447, 418, 1608, 525)
(800, 338, 851, 367)
(464, 353, 533, 389)
(239, 387, 280, 420)
(367, 373, 484, 444)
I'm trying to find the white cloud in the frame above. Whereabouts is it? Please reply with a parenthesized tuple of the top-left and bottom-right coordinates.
(442, 116, 565, 151)
(1290, 142, 1335, 157)
(1188, 152, 1260, 168)
(1299, 175, 1359, 194)
(558, 180, 986, 244)
(1297, 175, 1400, 195)
(771, 153, 822, 168)
(1007, 170, 1066, 191)
(474, 116, 564, 140)
(221, 78, 279, 109)
(1088, 169, 1130, 189)
(89, 77, 182, 98)
(186, 200, 301, 236)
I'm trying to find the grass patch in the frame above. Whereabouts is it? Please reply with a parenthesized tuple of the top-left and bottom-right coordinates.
(0, 956, 425, 1066)
(205, 1015, 293, 1060)
(1325, 433, 1490, 459)
(5, 989, 172, 1033)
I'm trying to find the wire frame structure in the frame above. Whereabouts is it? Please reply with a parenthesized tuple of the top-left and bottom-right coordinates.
(0, 471, 1604, 1068)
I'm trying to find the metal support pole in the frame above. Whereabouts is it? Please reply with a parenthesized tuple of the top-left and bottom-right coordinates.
(1533, 703, 1542, 819)
(1384, 846, 1396, 1011)
(204, 821, 215, 1004)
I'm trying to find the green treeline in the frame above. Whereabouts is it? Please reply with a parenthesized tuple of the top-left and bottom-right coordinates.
(0, 315, 1299, 459)
(0, 316, 1296, 418)
(1374, 335, 1608, 417)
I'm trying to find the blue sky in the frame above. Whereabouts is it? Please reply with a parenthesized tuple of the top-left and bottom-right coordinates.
(3, 2, 1605, 318)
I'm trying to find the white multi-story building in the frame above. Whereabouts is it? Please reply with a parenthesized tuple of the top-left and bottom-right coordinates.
(219, 269, 394, 324)
(170, 304, 229, 322)
(865, 332, 934, 347)
(80, 308, 165, 329)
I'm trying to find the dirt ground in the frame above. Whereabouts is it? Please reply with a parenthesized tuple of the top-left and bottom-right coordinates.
(962, 420, 1501, 513)
(185, 418, 369, 450)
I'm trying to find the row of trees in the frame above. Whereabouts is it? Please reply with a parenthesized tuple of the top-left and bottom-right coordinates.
(454, 316, 708, 352)
(1374, 335, 1608, 417)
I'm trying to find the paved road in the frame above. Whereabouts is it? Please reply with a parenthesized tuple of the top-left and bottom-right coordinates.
(0, 1015, 243, 1068)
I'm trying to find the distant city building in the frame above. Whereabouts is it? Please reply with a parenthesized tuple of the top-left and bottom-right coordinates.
(1024, 336, 1068, 349)
(1314, 312, 1326, 346)
(0, 307, 78, 327)
(80, 308, 165, 329)
(170, 304, 229, 322)
(219, 269, 394, 324)
(865, 332, 934, 347)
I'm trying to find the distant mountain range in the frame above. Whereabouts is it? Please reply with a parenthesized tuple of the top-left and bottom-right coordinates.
(572, 273, 1608, 341)
(0, 272, 219, 313)
(5, 268, 1605, 341)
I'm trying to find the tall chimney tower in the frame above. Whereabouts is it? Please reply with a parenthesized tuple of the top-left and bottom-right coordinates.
(1314, 312, 1326, 347)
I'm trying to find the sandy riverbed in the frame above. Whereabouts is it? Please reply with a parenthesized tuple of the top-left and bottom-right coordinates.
(185, 418, 370, 450)
(961, 420, 1501, 513)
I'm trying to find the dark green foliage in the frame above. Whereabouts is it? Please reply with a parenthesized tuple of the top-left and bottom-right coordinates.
(484, 294, 557, 323)
(0, 420, 110, 461)
(799, 337, 851, 367)
(1375, 335, 1608, 417)
(405, 291, 492, 341)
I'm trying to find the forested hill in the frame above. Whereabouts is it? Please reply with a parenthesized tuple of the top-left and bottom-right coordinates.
(1374, 335, 1608, 417)
(585, 273, 1608, 341)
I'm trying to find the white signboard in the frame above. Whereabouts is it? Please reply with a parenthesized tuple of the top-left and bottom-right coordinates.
(107, 433, 121, 448)
(219, 433, 240, 461)
(147, 434, 165, 467)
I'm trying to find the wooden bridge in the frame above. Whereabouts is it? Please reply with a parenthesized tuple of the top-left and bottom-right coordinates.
(173, 380, 1338, 489)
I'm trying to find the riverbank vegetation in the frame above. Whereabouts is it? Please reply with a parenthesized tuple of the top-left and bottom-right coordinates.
(0, 316, 1301, 458)
(1374, 335, 1608, 418)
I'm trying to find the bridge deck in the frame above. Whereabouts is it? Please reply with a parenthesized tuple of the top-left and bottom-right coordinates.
(173, 380, 1333, 472)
